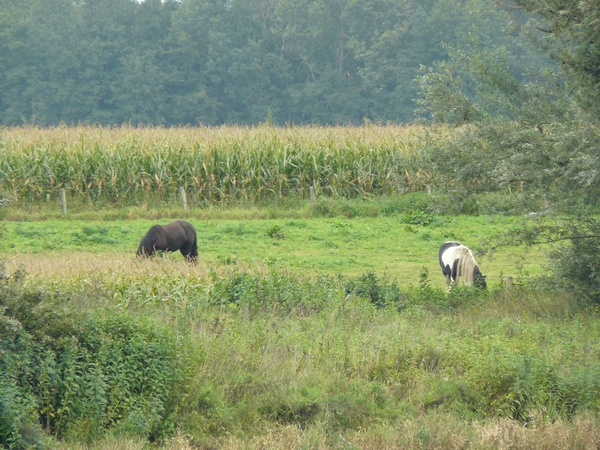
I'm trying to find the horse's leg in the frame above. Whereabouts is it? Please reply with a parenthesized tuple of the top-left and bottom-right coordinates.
(445, 274, 452, 291)
(180, 245, 190, 260)
(190, 236, 198, 261)
(180, 243, 196, 262)
(451, 258, 460, 286)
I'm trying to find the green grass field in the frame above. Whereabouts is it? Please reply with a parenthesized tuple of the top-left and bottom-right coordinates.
(8, 211, 595, 450)
(0, 214, 542, 289)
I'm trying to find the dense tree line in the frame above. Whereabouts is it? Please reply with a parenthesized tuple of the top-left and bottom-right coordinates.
(0, 0, 543, 126)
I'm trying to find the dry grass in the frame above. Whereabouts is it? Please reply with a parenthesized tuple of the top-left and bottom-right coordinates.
(4, 252, 207, 279)
(198, 415, 600, 450)
(2, 252, 277, 283)
(476, 415, 600, 450)
(53, 414, 600, 449)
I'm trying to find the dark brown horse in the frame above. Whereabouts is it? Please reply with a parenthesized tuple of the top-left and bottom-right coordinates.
(136, 220, 198, 262)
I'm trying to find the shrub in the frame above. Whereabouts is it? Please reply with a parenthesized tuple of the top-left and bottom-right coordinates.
(208, 269, 339, 314)
(513, 216, 600, 303)
(345, 271, 403, 309)
(0, 264, 186, 444)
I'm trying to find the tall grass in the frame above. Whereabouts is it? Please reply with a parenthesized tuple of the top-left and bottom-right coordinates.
(3, 256, 600, 449)
(0, 125, 446, 205)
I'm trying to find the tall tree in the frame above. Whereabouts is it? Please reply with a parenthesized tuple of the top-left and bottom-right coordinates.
(0, 0, 87, 124)
(510, 0, 600, 117)
(115, 0, 178, 124)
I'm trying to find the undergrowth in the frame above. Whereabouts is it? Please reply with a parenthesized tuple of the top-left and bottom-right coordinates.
(2, 259, 599, 448)
(0, 264, 192, 446)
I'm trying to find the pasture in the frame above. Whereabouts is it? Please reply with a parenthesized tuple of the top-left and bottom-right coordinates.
(0, 215, 541, 288)
(2, 214, 599, 449)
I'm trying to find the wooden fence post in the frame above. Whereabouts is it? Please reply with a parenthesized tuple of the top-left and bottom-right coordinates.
(179, 187, 188, 212)
(309, 186, 316, 209)
(60, 189, 67, 214)
(426, 185, 432, 196)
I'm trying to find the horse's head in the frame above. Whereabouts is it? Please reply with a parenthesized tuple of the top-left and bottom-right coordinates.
(474, 269, 487, 289)
(136, 242, 151, 257)
(137, 225, 164, 257)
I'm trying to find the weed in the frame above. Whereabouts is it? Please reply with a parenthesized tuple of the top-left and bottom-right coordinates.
(217, 255, 238, 265)
(221, 223, 248, 235)
(82, 225, 110, 236)
(404, 209, 444, 226)
(266, 225, 286, 240)
(345, 271, 403, 308)
(1, 257, 599, 447)
(0, 267, 187, 444)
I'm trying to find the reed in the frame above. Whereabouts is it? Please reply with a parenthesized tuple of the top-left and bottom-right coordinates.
(0, 124, 447, 205)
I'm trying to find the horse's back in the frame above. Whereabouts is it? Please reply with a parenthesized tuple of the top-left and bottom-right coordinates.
(444, 245, 474, 269)
(439, 241, 462, 268)
(163, 220, 196, 240)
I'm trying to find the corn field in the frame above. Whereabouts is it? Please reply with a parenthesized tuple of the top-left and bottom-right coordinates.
(0, 125, 445, 205)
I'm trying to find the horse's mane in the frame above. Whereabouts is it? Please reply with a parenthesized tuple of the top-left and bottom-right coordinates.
(455, 246, 478, 285)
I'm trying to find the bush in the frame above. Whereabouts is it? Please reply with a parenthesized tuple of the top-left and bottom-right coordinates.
(0, 378, 47, 450)
(0, 264, 186, 445)
(514, 216, 600, 303)
(345, 271, 404, 309)
(208, 268, 340, 314)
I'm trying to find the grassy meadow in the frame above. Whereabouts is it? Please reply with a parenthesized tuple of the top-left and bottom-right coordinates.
(0, 214, 542, 289)
(1, 126, 599, 449)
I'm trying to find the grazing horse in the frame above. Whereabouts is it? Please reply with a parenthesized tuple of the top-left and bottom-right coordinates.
(438, 241, 486, 289)
(136, 220, 198, 262)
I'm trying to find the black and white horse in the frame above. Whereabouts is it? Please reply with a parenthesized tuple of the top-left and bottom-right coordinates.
(438, 241, 486, 290)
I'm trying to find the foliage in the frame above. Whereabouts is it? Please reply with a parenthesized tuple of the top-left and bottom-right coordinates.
(505, 215, 600, 303)
(38, 264, 600, 447)
(265, 225, 286, 240)
(414, 0, 600, 303)
(345, 271, 404, 308)
(511, 0, 600, 117)
(414, 0, 600, 201)
(0, 265, 188, 445)
(0, 0, 556, 126)
(415, 37, 592, 199)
